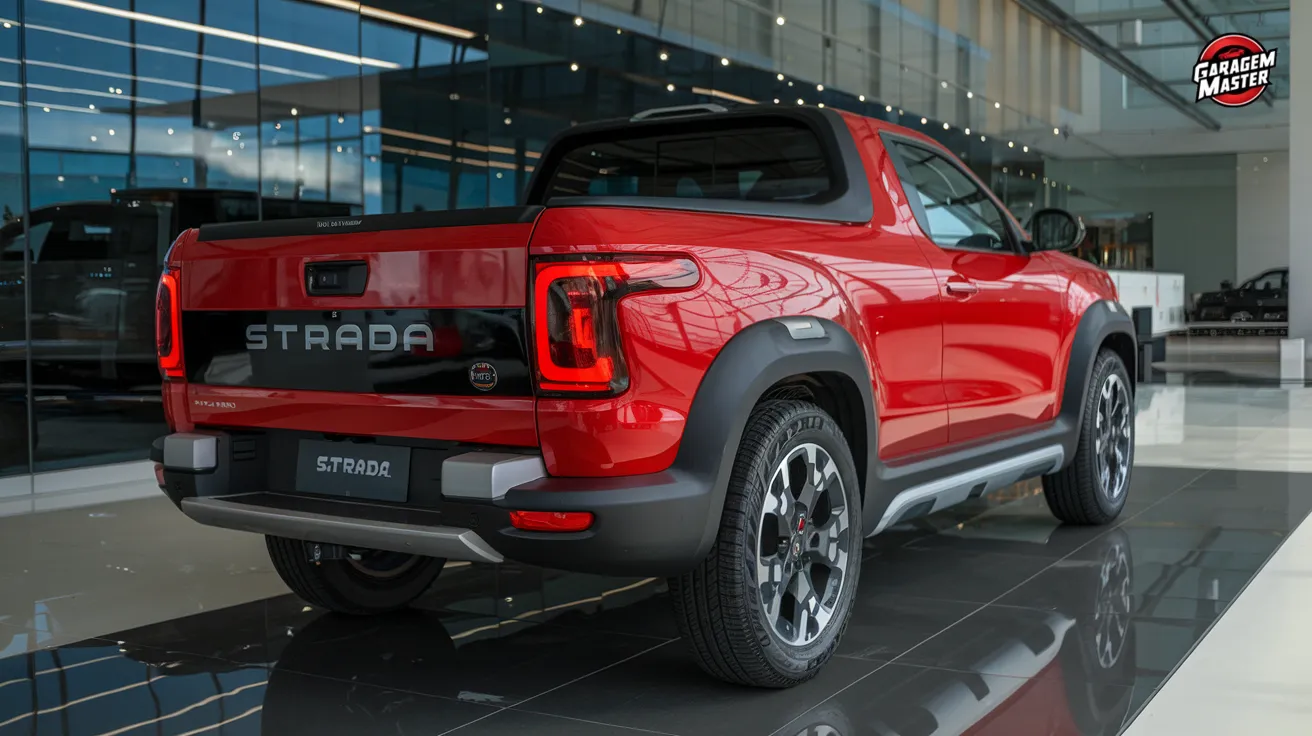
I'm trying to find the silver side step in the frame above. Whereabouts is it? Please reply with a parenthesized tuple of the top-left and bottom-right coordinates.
(870, 445, 1065, 536)
(180, 497, 504, 563)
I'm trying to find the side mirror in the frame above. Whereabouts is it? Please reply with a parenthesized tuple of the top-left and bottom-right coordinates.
(1025, 208, 1086, 253)
(1220, 280, 1234, 290)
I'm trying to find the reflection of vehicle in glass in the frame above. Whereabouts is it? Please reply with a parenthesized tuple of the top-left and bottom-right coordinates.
(152, 105, 1137, 689)
(0, 191, 354, 467)
(1193, 267, 1287, 322)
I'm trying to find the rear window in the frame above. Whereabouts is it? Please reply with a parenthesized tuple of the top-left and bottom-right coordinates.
(539, 123, 833, 204)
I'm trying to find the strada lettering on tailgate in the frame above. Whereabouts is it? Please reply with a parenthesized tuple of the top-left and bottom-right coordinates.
(245, 323, 435, 352)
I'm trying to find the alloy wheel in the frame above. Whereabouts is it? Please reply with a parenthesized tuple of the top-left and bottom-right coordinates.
(1094, 373, 1132, 502)
(756, 442, 852, 647)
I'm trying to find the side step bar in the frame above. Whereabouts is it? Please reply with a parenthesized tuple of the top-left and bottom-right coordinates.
(180, 496, 504, 564)
(870, 445, 1065, 535)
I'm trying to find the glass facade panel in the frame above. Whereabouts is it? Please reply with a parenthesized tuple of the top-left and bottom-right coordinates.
(0, 0, 1090, 480)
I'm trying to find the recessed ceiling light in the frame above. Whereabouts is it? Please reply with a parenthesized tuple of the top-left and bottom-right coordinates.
(721, 57, 729, 66)
(573, 16, 583, 26)
(776, 16, 785, 25)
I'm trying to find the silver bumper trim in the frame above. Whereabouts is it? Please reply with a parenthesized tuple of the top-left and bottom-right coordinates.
(180, 496, 504, 563)
(162, 432, 219, 471)
(441, 452, 546, 501)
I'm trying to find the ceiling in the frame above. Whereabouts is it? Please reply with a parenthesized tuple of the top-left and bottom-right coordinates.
(1070, 1, 1291, 102)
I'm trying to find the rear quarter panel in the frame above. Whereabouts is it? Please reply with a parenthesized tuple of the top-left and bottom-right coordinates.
(529, 207, 877, 477)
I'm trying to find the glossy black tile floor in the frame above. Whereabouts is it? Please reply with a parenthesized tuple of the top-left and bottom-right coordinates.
(1, 465, 1306, 736)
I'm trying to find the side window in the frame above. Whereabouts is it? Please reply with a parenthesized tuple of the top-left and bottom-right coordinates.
(891, 141, 1012, 253)
(1253, 272, 1282, 291)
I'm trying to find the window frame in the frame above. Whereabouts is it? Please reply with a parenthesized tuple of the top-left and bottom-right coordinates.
(880, 131, 1028, 257)
(526, 107, 874, 225)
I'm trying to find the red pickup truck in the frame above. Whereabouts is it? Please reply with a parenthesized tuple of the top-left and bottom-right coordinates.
(151, 104, 1136, 688)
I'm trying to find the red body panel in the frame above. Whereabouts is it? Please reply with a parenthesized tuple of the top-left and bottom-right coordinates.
(161, 110, 1119, 481)
(177, 222, 531, 310)
(166, 222, 538, 444)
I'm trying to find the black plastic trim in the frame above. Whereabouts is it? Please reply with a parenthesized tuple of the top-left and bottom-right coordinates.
(525, 106, 874, 225)
(195, 205, 543, 241)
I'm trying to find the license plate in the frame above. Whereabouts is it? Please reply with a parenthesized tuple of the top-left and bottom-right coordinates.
(295, 440, 411, 503)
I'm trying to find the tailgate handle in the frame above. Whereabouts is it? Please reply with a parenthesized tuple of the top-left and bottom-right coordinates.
(305, 261, 367, 296)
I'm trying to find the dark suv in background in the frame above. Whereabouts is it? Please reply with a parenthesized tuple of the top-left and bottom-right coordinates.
(1194, 267, 1288, 322)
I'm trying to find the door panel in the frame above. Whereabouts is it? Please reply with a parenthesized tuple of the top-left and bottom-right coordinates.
(926, 248, 1066, 443)
(882, 135, 1065, 446)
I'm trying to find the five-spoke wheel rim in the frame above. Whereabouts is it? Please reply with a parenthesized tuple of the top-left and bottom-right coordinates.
(1095, 373, 1132, 503)
(756, 442, 851, 647)
(1093, 541, 1132, 670)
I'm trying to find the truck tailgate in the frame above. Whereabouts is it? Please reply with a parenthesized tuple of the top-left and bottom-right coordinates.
(169, 206, 542, 446)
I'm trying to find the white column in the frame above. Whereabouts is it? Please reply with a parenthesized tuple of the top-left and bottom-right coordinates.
(1291, 2, 1312, 343)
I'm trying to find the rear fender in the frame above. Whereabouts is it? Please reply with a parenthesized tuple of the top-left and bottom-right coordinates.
(671, 317, 877, 562)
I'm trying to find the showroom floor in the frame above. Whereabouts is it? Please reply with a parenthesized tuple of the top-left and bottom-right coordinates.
(1, 385, 1310, 735)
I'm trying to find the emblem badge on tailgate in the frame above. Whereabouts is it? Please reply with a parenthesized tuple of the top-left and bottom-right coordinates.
(469, 361, 497, 391)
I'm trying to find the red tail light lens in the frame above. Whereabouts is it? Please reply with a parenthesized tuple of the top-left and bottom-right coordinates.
(509, 510, 594, 532)
(532, 256, 698, 395)
(156, 269, 184, 379)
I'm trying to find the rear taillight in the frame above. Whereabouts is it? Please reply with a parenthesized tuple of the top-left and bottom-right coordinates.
(156, 269, 184, 379)
(531, 256, 698, 395)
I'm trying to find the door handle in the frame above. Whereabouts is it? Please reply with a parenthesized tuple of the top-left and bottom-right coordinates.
(945, 280, 978, 296)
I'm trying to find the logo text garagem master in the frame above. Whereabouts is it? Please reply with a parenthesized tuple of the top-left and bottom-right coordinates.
(1194, 34, 1276, 108)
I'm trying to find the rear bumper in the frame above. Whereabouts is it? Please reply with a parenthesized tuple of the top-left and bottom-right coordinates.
(152, 431, 716, 577)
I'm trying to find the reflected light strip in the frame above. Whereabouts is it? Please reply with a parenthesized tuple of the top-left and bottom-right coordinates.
(17, 21, 328, 80)
(304, 0, 476, 40)
(0, 674, 169, 729)
(26, 82, 166, 104)
(691, 87, 757, 105)
(382, 144, 524, 171)
(173, 705, 263, 736)
(39, 0, 401, 69)
(26, 59, 236, 94)
(376, 127, 541, 159)
(27, 100, 99, 114)
(96, 680, 268, 736)
(449, 578, 658, 641)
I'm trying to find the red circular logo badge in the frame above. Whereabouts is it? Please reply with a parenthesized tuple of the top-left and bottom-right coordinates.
(1194, 34, 1276, 108)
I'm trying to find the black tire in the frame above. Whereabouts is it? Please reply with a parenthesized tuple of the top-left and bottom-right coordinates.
(670, 400, 863, 688)
(1043, 349, 1134, 525)
(266, 536, 445, 615)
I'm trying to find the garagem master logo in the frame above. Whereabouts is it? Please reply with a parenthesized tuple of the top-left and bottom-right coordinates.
(1193, 34, 1276, 107)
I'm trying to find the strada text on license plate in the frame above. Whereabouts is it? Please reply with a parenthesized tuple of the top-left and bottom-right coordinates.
(294, 440, 411, 502)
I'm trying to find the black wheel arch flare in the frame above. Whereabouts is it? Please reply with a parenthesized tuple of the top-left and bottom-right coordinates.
(669, 317, 878, 562)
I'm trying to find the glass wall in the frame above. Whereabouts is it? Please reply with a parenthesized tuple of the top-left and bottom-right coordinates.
(1, 0, 1084, 479)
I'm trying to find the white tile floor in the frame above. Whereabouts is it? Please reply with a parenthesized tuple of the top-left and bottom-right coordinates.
(1135, 385, 1312, 473)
